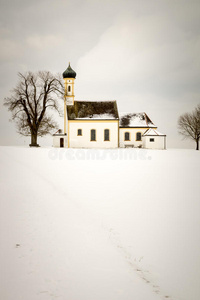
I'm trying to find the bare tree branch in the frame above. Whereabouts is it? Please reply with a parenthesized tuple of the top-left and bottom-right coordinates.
(178, 104, 200, 150)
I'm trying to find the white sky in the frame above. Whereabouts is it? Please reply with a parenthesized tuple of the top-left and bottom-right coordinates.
(0, 0, 200, 148)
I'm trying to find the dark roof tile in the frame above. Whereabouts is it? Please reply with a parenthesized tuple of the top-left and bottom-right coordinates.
(67, 101, 119, 120)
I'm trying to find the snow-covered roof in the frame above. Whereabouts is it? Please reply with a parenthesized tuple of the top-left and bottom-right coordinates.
(67, 101, 119, 120)
(119, 112, 156, 128)
(143, 128, 166, 136)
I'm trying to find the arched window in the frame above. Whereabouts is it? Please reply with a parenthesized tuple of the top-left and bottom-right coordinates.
(104, 129, 110, 141)
(68, 85, 71, 92)
(77, 129, 82, 136)
(91, 129, 96, 141)
(136, 132, 142, 141)
(124, 132, 130, 141)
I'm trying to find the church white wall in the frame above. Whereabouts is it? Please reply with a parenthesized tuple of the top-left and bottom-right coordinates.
(119, 128, 148, 148)
(142, 136, 166, 149)
(68, 121, 119, 148)
(53, 135, 68, 148)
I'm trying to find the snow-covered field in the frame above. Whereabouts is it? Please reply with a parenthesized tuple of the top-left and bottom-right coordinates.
(0, 146, 200, 300)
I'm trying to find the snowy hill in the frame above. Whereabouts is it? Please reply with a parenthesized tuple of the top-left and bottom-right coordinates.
(0, 147, 200, 300)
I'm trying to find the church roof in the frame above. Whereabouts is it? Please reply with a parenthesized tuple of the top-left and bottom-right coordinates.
(63, 63, 76, 79)
(143, 128, 166, 136)
(119, 112, 156, 128)
(67, 101, 119, 120)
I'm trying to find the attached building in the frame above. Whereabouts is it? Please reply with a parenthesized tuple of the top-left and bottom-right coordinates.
(119, 112, 157, 148)
(53, 130, 68, 148)
(142, 128, 166, 149)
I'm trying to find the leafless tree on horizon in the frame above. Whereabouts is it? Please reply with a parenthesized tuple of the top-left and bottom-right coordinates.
(4, 71, 64, 147)
(178, 104, 200, 150)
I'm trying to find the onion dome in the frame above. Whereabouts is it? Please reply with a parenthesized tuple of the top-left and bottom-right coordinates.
(63, 63, 76, 78)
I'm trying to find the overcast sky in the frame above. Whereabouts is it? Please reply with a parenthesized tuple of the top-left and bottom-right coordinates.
(0, 0, 200, 148)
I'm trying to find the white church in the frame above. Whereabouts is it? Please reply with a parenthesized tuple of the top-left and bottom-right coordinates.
(53, 64, 166, 149)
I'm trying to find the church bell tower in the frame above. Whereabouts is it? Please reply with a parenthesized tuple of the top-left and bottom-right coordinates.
(63, 63, 76, 134)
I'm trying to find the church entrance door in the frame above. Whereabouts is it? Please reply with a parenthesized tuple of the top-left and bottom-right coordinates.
(60, 138, 64, 148)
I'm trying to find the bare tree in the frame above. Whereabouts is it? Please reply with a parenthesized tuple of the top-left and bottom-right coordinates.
(4, 71, 64, 146)
(178, 104, 200, 150)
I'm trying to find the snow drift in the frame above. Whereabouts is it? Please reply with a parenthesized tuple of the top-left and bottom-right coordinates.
(0, 147, 199, 300)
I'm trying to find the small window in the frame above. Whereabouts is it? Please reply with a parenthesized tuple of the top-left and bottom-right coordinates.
(77, 129, 82, 136)
(104, 129, 110, 141)
(91, 129, 96, 141)
(136, 132, 142, 141)
(150, 138, 154, 142)
(124, 132, 130, 141)
(68, 85, 71, 92)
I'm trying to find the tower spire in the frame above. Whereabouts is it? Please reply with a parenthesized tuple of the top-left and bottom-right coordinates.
(63, 63, 76, 134)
